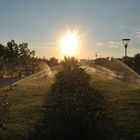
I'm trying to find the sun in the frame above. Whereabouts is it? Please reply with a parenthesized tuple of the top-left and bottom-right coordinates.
(60, 30, 79, 56)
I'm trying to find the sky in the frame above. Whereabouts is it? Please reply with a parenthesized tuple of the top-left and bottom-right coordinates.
(0, 0, 140, 59)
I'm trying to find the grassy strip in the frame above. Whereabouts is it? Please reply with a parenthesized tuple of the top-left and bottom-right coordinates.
(90, 73, 140, 139)
(0, 77, 53, 140)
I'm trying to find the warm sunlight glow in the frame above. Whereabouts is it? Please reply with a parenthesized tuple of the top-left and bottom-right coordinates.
(60, 31, 79, 56)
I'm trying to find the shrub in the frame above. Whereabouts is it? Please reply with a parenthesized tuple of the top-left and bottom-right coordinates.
(33, 57, 108, 140)
(0, 94, 10, 129)
(52, 57, 91, 94)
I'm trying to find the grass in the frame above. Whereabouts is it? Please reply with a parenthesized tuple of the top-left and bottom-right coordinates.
(88, 71, 140, 139)
(0, 76, 53, 140)
(0, 78, 21, 88)
(0, 68, 140, 139)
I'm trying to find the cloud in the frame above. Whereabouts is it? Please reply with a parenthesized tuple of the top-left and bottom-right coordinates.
(96, 42, 104, 46)
(134, 28, 140, 31)
(108, 41, 121, 48)
(132, 43, 140, 49)
(136, 31, 140, 38)
(134, 28, 140, 38)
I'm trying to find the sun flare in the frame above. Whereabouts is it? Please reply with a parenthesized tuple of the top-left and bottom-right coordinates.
(60, 30, 79, 56)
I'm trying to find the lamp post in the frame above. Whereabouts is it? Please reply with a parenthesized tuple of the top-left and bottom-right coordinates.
(122, 39, 130, 57)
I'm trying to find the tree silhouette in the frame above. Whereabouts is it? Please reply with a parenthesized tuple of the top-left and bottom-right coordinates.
(0, 40, 37, 87)
(4, 40, 19, 88)
(134, 53, 140, 74)
(0, 44, 5, 77)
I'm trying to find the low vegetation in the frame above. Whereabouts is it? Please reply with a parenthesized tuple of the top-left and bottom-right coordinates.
(89, 72, 140, 139)
(31, 57, 113, 140)
(95, 53, 140, 75)
(0, 57, 139, 140)
(0, 94, 10, 129)
(0, 76, 53, 140)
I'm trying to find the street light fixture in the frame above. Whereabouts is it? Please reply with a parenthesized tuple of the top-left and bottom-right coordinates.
(122, 39, 131, 57)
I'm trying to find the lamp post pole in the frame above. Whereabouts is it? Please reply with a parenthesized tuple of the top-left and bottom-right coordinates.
(122, 39, 130, 57)
(124, 44, 127, 57)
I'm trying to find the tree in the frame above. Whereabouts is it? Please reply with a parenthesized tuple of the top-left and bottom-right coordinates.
(42, 57, 59, 67)
(4, 40, 19, 88)
(49, 57, 59, 67)
(19, 42, 30, 76)
(0, 40, 37, 88)
(19, 42, 36, 76)
(134, 53, 140, 74)
(0, 44, 5, 77)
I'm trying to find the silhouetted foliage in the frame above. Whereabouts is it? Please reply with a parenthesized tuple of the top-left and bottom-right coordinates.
(124, 57, 134, 70)
(95, 57, 140, 80)
(32, 57, 111, 140)
(52, 57, 91, 94)
(0, 44, 5, 78)
(0, 40, 38, 82)
(95, 58, 109, 68)
(121, 54, 140, 75)
(0, 94, 10, 129)
(134, 54, 140, 74)
(41, 57, 59, 67)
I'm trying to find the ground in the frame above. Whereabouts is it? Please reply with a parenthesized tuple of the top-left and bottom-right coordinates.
(0, 75, 54, 140)
(88, 71, 140, 139)
(0, 67, 140, 140)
